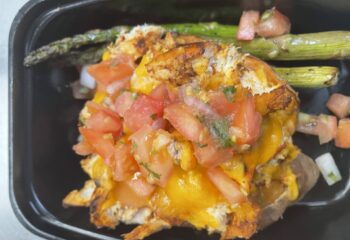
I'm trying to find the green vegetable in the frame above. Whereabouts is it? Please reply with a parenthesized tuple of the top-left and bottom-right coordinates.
(150, 113, 158, 120)
(24, 22, 350, 67)
(196, 142, 208, 148)
(273, 66, 339, 88)
(209, 118, 234, 148)
(327, 172, 340, 182)
(140, 162, 161, 180)
(222, 86, 236, 102)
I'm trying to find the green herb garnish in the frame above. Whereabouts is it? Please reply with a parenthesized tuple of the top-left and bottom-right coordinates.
(140, 162, 161, 180)
(131, 92, 139, 100)
(209, 118, 234, 148)
(132, 142, 138, 152)
(150, 113, 157, 120)
(196, 142, 208, 148)
(222, 86, 236, 103)
(327, 172, 339, 182)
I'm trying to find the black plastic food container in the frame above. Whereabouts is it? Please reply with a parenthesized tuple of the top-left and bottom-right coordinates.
(8, 0, 350, 239)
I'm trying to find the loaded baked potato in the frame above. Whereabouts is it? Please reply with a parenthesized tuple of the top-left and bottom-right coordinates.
(63, 25, 319, 239)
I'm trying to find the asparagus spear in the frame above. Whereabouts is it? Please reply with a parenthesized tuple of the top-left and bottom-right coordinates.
(274, 66, 339, 88)
(24, 22, 350, 67)
(23, 26, 129, 67)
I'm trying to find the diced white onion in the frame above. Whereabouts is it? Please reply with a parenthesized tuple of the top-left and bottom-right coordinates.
(80, 65, 96, 89)
(315, 152, 342, 186)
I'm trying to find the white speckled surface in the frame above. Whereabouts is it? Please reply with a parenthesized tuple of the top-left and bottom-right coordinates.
(0, 0, 42, 239)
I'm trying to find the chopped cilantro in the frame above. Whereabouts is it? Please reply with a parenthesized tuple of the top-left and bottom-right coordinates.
(131, 92, 139, 100)
(196, 142, 208, 148)
(140, 162, 161, 180)
(150, 113, 157, 120)
(132, 142, 138, 152)
(209, 118, 234, 148)
(222, 86, 236, 103)
(327, 172, 339, 182)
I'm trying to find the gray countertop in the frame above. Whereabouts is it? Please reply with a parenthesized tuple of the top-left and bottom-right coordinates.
(0, 0, 42, 239)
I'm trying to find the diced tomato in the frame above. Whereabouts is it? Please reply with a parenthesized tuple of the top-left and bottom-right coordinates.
(335, 119, 350, 149)
(124, 95, 164, 132)
(296, 113, 337, 144)
(87, 54, 135, 90)
(86, 110, 122, 135)
(126, 176, 156, 197)
(194, 138, 233, 167)
(112, 142, 139, 181)
(231, 96, 262, 145)
(79, 127, 115, 160)
(114, 182, 149, 208)
(150, 84, 178, 106)
(114, 91, 136, 117)
(142, 149, 174, 187)
(209, 91, 236, 116)
(129, 125, 154, 163)
(130, 126, 173, 186)
(151, 118, 168, 130)
(237, 10, 260, 41)
(318, 114, 337, 144)
(327, 93, 350, 118)
(86, 101, 120, 120)
(207, 167, 246, 204)
(73, 139, 94, 156)
(164, 103, 207, 143)
(255, 8, 291, 38)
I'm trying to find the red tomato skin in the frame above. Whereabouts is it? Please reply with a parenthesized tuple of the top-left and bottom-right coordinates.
(86, 111, 122, 135)
(207, 167, 246, 204)
(124, 95, 164, 132)
(79, 127, 115, 160)
(164, 103, 206, 143)
(112, 142, 139, 181)
(126, 177, 156, 197)
(150, 84, 178, 106)
(73, 140, 94, 156)
(335, 119, 350, 149)
(255, 8, 291, 37)
(209, 91, 236, 116)
(114, 91, 135, 117)
(194, 138, 233, 168)
(231, 96, 262, 145)
(327, 93, 350, 119)
(237, 11, 260, 41)
(87, 54, 135, 90)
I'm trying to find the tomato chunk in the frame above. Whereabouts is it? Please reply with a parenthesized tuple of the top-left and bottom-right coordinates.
(335, 119, 350, 149)
(207, 167, 246, 204)
(194, 138, 233, 167)
(87, 54, 135, 90)
(112, 142, 139, 181)
(73, 139, 94, 156)
(124, 95, 164, 132)
(237, 11, 260, 41)
(327, 93, 350, 118)
(255, 8, 291, 37)
(164, 103, 207, 143)
(231, 96, 262, 145)
(114, 91, 136, 117)
(79, 127, 115, 160)
(209, 91, 236, 116)
(86, 110, 122, 135)
(126, 176, 156, 197)
(150, 84, 178, 106)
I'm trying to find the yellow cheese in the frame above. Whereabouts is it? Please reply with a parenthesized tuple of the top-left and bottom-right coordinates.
(131, 55, 161, 94)
(153, 167, 226, 229)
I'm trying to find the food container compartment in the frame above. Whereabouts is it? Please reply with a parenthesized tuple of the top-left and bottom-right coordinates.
(8, 0, 350, 239)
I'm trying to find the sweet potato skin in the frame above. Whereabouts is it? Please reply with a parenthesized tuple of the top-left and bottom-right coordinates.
(257, 153, 319, 230)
